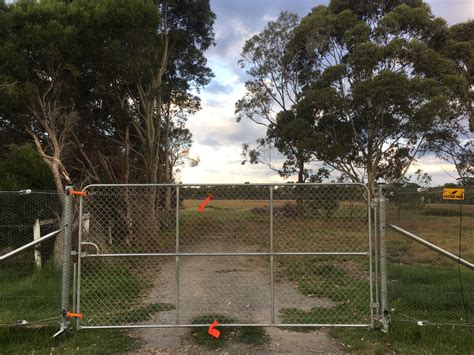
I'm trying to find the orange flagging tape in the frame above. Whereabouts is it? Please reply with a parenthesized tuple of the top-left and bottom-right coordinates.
(65, 312, 84, 320)
(208, 320, 220, 338)
(68, 189, 87, 196)
(198, 193, 214, 212)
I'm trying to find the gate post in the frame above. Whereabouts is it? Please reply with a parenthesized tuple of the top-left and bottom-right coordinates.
(60, 185, 74, 331)
(377, 183, 390, 332)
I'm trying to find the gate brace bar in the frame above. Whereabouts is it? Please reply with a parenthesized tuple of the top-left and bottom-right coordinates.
(388, 224, 474, 270)
(0, 229, 62, 261)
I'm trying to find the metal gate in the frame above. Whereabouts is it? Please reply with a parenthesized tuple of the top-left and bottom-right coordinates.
(75, 183, 375, 329)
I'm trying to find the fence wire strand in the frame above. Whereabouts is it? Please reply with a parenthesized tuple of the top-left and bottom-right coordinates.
(0, 191, 62, 327)
(78, 184, 373, 328)
(386, 186, 473, 326)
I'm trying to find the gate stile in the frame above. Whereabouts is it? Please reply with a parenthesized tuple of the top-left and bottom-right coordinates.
(75, 183, 376, 329)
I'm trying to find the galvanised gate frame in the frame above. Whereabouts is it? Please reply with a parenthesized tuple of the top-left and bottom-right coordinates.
(74, 183, 377, 329)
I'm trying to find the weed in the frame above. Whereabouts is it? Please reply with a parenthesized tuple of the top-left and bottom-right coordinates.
(191, 314, 269, 349)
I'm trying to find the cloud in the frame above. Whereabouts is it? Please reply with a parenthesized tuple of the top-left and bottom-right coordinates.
(427, 0, 473, 25)
(205, 0, 320, 82)
(205, 80, 233, 95)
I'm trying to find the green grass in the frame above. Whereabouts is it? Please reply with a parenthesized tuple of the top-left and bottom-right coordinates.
(0, 258, 169, 353)
(0, 260, 61, 324)
(79, 259, 175, 326)
(109, 302, 175, 324)
(0, 326, 141, 354)
(330, 323, 474, 354)
(278, 256, 474, 353)
(191, 314, 269, 349)
(389, 263, 474, 324)
(277, 256, 371, 325)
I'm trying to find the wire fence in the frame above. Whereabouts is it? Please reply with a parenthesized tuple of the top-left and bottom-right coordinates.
(0, 191, 62, 327)
(386, 186, 474, 326)
(0, 184, 472, 333)
(77, 183, 374, 328)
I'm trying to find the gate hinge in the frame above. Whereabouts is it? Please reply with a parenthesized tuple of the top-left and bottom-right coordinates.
(370, 302, 379, 308)
(370, 200, 378, 208)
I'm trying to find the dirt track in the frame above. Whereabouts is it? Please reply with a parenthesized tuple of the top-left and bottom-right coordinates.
(128, 235, 343, 354)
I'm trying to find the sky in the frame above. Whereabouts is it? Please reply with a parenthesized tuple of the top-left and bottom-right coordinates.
(179, 0, 474, 186)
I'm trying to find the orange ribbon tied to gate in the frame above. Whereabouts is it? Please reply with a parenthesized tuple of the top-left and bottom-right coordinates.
(198, 193, 214, 213)
(208, 320, 220, 338)
(65, 311, 84, 320)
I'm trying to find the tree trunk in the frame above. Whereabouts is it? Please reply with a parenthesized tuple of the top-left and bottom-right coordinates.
(296, 158, 305, 211)
(367, 166, 376, 200)
(297, 158, 304, 183)
(163, 104, 172, 210)
(123, 125, 133, 246)
(49, 162, 66, 265)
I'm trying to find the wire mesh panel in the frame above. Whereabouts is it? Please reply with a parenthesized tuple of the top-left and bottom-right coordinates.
(386, 187, 474, 326)
(179, 185, 270, 253)
(77, 183, 373, 328)
(80, 185, 178, 254)
(0, 191, 62, 327)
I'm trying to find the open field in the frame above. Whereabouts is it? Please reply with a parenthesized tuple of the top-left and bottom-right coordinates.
(387, 203, 474, 262)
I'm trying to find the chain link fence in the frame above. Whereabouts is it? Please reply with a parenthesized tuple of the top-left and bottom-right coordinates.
(386, 186, 474, 326)
(3, 183, 469, 332)
(77, 183, 374, 328)
(0, 191, 62, 327)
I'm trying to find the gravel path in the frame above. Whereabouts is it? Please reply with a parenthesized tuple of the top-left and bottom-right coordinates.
(129, 235, 343, 354)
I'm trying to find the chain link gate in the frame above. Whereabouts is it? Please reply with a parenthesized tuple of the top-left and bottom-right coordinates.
(74, 183, 376, 329)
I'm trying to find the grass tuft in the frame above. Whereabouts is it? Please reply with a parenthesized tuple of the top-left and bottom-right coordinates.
(330, 322, 474, 354)
(191, 314, 269, 349)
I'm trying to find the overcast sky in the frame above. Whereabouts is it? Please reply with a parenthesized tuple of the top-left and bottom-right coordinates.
(180, 0, 474, 186)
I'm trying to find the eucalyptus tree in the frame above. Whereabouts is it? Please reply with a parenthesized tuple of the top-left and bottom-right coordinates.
(292, 0, 469, 196)
(236, 11, 322, 183)
(71, 0, 214, 188)
(0, 0, 82, 203)
(0, 0, 87, 261)
(424, 20, 473, 184)
(0, 0, 215, 251)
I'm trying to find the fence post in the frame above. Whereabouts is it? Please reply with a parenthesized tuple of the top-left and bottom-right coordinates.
(60, 185, 74, 331)
(33, 219, 42, 270)
(377, 183, 390, 332)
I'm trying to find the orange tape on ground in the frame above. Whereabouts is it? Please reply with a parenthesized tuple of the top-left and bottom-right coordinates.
(208, 320, 220, 338)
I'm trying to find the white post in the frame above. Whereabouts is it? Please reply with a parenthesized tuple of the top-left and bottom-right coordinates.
(33, 219, 42, 270)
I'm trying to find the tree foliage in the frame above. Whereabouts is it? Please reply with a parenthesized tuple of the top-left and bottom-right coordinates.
(0, 144, 54, 191)
(236, 12, 322, 182)
(294, 1, 469, 195)
(0, 0, 214, 191)
(424, 20, 473, 184)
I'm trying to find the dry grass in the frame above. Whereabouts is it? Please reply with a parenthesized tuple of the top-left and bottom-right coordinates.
(387, 208, 474, 264)
(180, 198, 473, 267)
(181, 199, 367, 209)
(182, 199, 286, 209)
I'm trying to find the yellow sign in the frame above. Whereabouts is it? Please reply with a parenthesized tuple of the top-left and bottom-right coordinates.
(443, 188, 464, 200)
